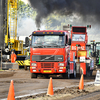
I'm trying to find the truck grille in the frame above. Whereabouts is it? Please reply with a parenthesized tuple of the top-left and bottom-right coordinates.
(41, 55, 54, 60)
(32, 55, 63, 62)
(41, 63, 54, 68)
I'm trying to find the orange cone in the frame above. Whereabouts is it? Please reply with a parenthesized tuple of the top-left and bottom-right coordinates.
(47, 77, 54, 95)
(79, 74, 84, 90)
(7, 80, 15, 100)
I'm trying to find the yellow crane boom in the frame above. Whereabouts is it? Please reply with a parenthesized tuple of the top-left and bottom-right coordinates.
(6, 0, 17, 44)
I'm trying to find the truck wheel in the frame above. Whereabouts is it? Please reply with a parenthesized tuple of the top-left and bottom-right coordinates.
(31, 73, 37, 78)
(24, 66, 27, 70)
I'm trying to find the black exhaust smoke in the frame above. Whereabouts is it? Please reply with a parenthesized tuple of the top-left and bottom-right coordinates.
(28, 0, 100, 28)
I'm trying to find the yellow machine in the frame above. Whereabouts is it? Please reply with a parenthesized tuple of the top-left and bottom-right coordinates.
(24, 57, 30, 70)
(4, 0, 27, 66)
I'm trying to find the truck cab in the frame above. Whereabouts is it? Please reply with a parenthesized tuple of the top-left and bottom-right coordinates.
(70, 26, 94, 76)
(30, 30, 71, 78)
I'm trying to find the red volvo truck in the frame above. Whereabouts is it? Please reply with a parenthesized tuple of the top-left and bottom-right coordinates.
(30, 30, 77, 78)
(70, 26, 94, 77)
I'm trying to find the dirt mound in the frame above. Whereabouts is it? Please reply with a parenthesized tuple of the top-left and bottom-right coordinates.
(16, 85, 92, 100)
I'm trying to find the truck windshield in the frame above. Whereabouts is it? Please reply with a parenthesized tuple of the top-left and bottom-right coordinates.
(32, 35, 65, 48)
(72, 34, 85, 41)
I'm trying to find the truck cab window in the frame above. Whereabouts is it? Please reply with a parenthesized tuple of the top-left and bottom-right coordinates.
(72, 34, 85, 41)
(32, 35, 65, 48)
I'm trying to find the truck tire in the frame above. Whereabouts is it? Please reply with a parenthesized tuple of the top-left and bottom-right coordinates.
(31, 73, 37, 78)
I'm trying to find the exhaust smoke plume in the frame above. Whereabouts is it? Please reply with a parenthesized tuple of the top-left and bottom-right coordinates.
(18, 18, 45, 37)
(28, 0, 100, 28)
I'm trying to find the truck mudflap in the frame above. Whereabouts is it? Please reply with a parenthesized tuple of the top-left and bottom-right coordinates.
(76, 62, 86, 75)
(80, 63, 86, 75)
(30, 68, 67, 74)
(76, 62, 93, 76)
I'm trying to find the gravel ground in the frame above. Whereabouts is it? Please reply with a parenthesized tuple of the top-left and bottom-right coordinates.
(0, 69, 97, 100)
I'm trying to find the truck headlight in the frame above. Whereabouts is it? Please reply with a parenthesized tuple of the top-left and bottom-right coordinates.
(59, 63, 64, 66)
(31, 63, 37, 66)
(32, 67, 36, 69)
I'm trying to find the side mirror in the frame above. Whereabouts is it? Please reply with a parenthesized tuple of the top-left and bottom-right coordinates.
(68, 38, 71, 45)
(25, 37, 29, 47)
(65, 35, 68, 44)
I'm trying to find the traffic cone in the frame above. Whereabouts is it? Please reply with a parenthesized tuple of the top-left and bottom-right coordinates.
(47, 77, 54, 95)
(79, 74, 84, 90)
(7, 80, 15, 100)
(94, 70, 100, 86)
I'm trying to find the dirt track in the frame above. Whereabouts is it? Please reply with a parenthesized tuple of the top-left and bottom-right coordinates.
(0, 70, 96, 99)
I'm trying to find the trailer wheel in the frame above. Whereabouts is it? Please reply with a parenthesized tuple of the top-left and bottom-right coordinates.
(31, 73, 37, 78)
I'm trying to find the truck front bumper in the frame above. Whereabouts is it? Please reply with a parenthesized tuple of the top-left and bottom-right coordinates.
(30, 67, 66, 74)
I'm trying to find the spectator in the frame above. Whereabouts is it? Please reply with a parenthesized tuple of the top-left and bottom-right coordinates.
(11, 51, 17, 63)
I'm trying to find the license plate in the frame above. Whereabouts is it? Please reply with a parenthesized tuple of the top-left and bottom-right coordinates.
(43, 70, 52, 73)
